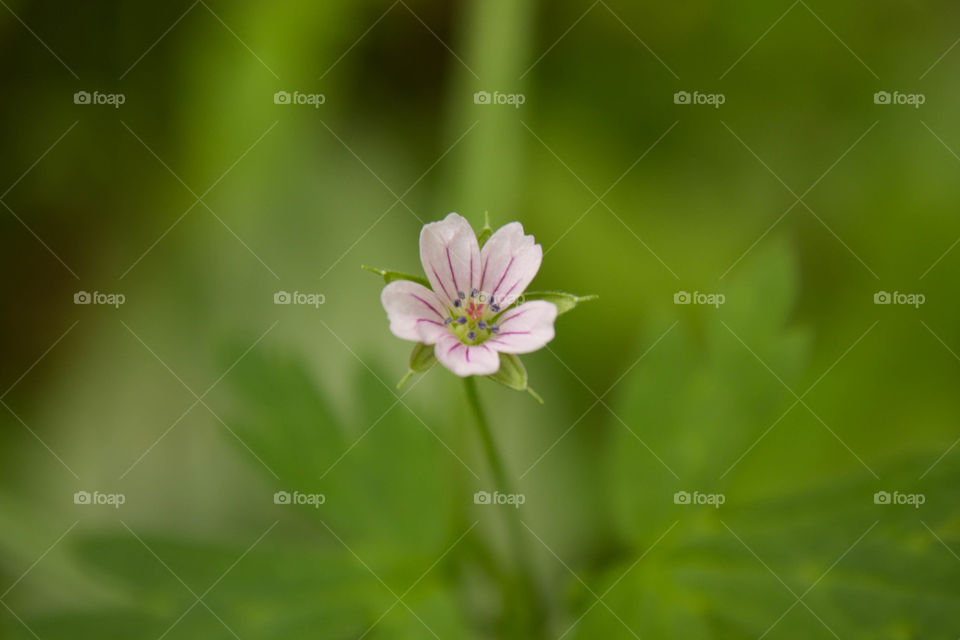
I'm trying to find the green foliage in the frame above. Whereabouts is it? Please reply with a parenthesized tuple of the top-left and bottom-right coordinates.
(561, 244, 960, 638)
(15, 353, 479, 639)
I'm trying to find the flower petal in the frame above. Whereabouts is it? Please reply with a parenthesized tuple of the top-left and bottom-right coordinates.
(479, 222, 542, 307)
(419, 212, 481, 305)
(381, 280, 449, 344)
(435, 333, 500, 377)
(488, 301, 557, 353)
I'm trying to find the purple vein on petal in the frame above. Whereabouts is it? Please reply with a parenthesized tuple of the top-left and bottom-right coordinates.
(492, 257, 515, 297)
(431, 265, 452, 300)
(446, 247, 459, 292)
(500, 278, 521, 301)
(500, 308, 528, 325)
(411, 294, 442, 317)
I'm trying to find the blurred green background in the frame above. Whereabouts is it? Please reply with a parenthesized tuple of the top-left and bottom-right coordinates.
(1, 0, 959, 638)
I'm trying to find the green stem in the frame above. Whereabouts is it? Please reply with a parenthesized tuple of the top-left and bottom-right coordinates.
(463, 377, 545, 638)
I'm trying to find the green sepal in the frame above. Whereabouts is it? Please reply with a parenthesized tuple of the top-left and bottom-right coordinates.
(409, 342, 436, 372)
(477, 212, 493, 247)
(516, 291, 598, 315)
(486, 353, 544, 403)
(397, 342, 436, 389)
(362, 265, 430, 288)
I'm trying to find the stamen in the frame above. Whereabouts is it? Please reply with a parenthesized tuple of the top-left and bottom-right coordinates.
(467, 331, 476, 340)
(457, 316, 467, 324)
(490, 325, 500, 333)
(478, 321, 487, 329)
(458, 291, 466, 299)
(490, 304, 500, 313)
(453, 299, 461, 307)
(470, 288, 478, 297)
(444, 317, 453, 325)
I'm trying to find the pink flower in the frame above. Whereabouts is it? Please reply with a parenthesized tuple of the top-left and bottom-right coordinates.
(380, 213, 558, 377)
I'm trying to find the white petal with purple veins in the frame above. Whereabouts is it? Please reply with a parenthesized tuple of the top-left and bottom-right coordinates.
(487, 300, 557, 353)
(381, 280, 449, 344)
(419, 212, 480, 305)
(479, 222, 542, 306)
(435, 333, 501, 376)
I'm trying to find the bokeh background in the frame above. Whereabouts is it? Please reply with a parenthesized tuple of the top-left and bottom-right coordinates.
(1, 0, 959, 638)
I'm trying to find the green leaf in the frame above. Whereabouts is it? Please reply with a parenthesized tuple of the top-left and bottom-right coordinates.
(519, 291, 598, 315)
(477, 211, 493, 247)
(568, 240, 960, 639)
(486, 353, 543, 403)
(361, 265, 430, 288)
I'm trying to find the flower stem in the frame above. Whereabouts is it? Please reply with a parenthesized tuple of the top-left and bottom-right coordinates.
(463, 377, 545, 638)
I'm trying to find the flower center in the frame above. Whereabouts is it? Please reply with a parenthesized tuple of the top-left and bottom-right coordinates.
(444, 289, 503, 345)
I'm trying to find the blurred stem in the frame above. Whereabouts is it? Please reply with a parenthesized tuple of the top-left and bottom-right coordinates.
(463, 377, 545, 639)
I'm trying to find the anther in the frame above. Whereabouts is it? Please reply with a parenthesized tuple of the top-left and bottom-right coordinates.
(458, 316, 467, 324)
